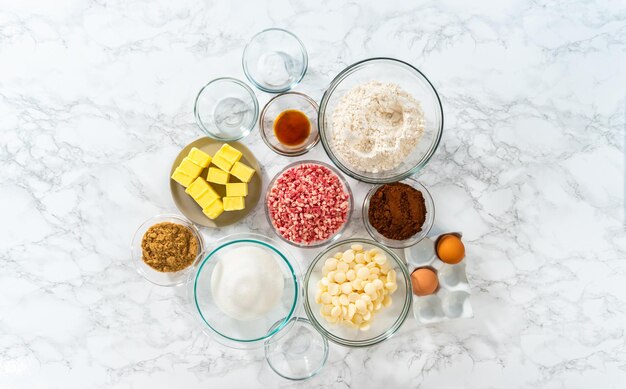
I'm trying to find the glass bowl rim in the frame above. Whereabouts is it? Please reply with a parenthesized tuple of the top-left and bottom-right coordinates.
(264, 160, 354, 248)
(361, 178, 436, 249)
(131, 213, 205, 287)
(242, 27, 309, 93)
(193, 77, 260, 142)
(191, 234, 300, 343)
(263, 316, 329, 381)
(317, 57, 444, 183)
(259, 91, 320, 156)
(302, 238, 413, 347)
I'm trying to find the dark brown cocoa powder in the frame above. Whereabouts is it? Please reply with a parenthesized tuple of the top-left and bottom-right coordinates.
(368, 183, 426, 240)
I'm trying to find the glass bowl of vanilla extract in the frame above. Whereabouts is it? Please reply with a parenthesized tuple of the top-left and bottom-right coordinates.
(259, 91, 320, 157)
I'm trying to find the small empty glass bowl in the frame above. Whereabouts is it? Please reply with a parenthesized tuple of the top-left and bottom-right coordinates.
(260, 92, 319, 156)
(362, 178, 435, 249)
(264, 317, 328, 380)
(188, 233, 300, 349)
(194, 77, 259, 141)
(243, 28, 308, 93)
(303, 239, 412, 347)
(131, 214, 204, 287)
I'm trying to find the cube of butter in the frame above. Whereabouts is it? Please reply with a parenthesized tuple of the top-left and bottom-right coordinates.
(223, 196, 245, 211)
(211, 154, 234, 172)
(215, 144, 243, 165)
(230, 162, 255, 183)
(226, 182, 248, 197)
(185, 177, 219, 208)
(202, 198, 224, 220)
(177, 157, 203, 178)
(207, 167, 230, 185)
(187, 147, 212, 168)
(171, 168, 195, 187)
(196, 191, 220, 209)
(185, 177, 215, 198)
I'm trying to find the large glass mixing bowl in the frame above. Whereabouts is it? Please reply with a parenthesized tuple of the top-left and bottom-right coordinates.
(318, 58, 444, 183)
(187, 233, 300, 349)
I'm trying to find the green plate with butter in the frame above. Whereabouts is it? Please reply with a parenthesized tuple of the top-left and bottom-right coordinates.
(170, 137, 262, 228)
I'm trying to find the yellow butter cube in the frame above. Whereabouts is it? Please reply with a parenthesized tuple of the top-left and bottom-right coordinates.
(195, 191, 220, 209)
(185, 177, 216, 198)
(207, 167, 230, 185)
(178, 157, 203, 178)
(230, 162, 255, 183)
(211, 154, 234, 172)
(185, 177, 220, 209)
(215, 144, 243, 165)
(226, 182, 248, 197)
(223, 196, 245, 211)
(187, 147, 212, 168)
(171, 168, 195, 187)
(202, 198, 224, 220)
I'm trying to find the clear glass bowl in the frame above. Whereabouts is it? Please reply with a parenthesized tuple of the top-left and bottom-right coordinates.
(362, 178, 435, 249)
(187, 233, 300, 349)
(264, 317, 328, 380)
(303, 239, 412, 347)
(264, 160, 353, 248)
(242, 28, 308, 93)
(194, 77, 259, 141)
(259, 92, 320, 156)
(131, 214, 204, 287)
(318, 57, 444, 183)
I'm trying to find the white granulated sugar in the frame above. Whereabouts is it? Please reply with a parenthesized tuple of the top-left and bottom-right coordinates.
(331, 81, 425, 173)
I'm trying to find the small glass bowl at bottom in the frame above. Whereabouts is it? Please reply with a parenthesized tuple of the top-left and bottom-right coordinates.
(194, 77, 259, 141)
(303, 239, 412, 347)
(362, 178, 435, 249)
(260, 92, 319, 156)
(188, 233, 300, 349)
(131, 214, 204, 287)
(264, 317, 328, 381)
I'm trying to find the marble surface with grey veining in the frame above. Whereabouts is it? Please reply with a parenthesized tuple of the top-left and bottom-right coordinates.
(1, 0, 625, 388)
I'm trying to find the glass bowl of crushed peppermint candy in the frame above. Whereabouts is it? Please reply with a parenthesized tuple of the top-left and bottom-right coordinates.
(265, 160, 353, 248)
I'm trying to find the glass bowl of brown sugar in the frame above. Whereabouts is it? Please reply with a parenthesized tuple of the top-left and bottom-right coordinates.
(131, 214, 205, 287)
(362, 178, 435, 249)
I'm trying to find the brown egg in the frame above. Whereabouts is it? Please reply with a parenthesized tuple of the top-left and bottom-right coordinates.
(410, 268, 439, 296)
(436, 234, 465, 264)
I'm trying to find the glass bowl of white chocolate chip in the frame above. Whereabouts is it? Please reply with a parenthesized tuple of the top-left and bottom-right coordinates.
(303, 239, 412, 347)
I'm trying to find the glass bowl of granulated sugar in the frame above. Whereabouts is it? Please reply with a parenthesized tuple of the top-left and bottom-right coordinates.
(318, 58, 444, 184)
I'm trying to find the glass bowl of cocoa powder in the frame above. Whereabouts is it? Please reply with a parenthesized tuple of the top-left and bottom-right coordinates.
(131, 214, 205, 287)
(362, 178, 434, 249)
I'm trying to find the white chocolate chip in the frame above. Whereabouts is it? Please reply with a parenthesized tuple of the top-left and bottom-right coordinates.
(316, 246, 398, 328)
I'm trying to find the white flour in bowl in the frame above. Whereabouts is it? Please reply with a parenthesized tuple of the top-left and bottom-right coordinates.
(330, 81, 425, 173)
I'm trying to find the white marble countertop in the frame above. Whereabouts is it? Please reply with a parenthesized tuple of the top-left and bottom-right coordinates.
(1, 1, 625, 388)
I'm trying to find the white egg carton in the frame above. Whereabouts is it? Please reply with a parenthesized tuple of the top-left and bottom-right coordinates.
(404, 233, 473, 325)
